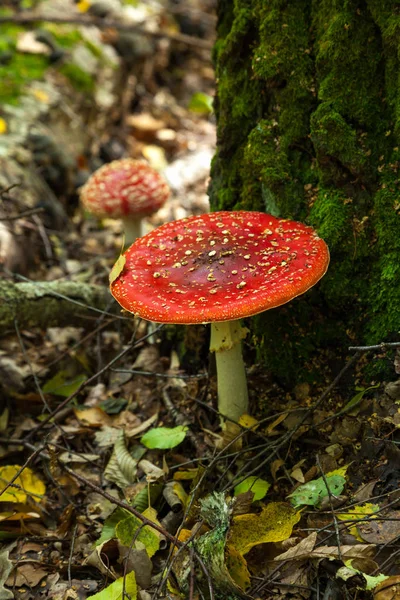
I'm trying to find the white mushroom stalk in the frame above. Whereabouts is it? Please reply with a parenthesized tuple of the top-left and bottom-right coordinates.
(210, 321, 249, 421)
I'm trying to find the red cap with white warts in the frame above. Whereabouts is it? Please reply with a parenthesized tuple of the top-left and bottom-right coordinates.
(80, 159, 170, 218)
(110, 211, 330, 324)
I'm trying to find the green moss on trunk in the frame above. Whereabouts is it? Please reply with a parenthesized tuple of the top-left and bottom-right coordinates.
(211, 0, 400, 383)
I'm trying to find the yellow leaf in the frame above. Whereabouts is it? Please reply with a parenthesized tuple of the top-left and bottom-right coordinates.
(74, 407, 111, 428)
(0, 466, 45, 504)
(337, 503, 379, 541)
(327, 465, 349, 478)
(109, 254, 126, 284)
(238, 414, 259, 430)
(176, 529, 192, 545)
(76, 0, 91, 12)
(32, 89, 50, 104)
(228, 502, 300, 556)
(173, 482, 188, 508)
(173, 469, 198, 481)
(0, 118, 7, 135)
(225, 544, 251, 590)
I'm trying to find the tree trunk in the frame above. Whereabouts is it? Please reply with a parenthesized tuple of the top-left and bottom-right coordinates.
(210, 0, 400, 384)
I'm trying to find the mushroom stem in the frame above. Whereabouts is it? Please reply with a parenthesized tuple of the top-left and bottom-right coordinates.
(121, 217, 144, 246)
(210, 320, 249, 421)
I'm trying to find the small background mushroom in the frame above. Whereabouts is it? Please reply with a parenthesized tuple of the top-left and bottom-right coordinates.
(80, 158, 170, 245)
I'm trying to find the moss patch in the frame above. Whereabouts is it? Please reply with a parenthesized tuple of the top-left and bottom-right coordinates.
(57, 63, 95, 94)
(210, 0, 400, 385)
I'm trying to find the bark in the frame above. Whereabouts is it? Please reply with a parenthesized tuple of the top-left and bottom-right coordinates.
(210, 0, 400, 383)
(0, 280, 110, 333)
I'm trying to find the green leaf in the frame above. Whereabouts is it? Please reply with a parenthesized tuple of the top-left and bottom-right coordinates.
(341, 384, 380, 415)
(141, 426, 187, 450)
(188, 92, 213, 114)
(109, 254, 126, 284)
(234, 476, 270, 502)
(116, 514, 160, 557)
(0, 550, 14, 599)
(43, 371, 86, 397)
(88, 571, 137, 599)
(288, 474, 346, 509)
(96, 507, 129, 546)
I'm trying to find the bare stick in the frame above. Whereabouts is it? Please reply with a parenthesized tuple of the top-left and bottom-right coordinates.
(0, 13, 213, 50)
(348, 341, 400, 351)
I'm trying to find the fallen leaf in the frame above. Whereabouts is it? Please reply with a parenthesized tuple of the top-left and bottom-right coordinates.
(337, 503, 379, 541)
(274, 532, 318, 561)
(238, 414, 259, 430)
(0, 550, 13, 599)
(141, 426, 187, 449)
(88, 570, 137, 600)
(358, 511, 400, 545)
(300, 544, 376, 560)
(288, 474, 346, 508)
(0, 119, 7, 135)
(7, 563, 48, 587)
(0, 466, 45, 503)
(225, 545, 251, 591)
(74, 407, 111, 428)
(116, 512, 161, 558)
(374, 575, 400, 599)
(109, 254, 126, 284)
(228, 502, 301, 556)
(234, 476, 270, 502)
(125, 413, 158, 438)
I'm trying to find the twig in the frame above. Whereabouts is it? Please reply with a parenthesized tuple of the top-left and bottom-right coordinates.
(68, 523, 78, 588)
(348, 341, 400, 351)
(0, 207, 45, 222)
(316, 455, 343, 561)
(112, 368, 208, 379)
(0, 13, 213, 50)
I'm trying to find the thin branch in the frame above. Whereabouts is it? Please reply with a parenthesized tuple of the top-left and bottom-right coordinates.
(348, 341, 400, 351)
(0, 207, 45, 222)
(0, 13, 213, 50)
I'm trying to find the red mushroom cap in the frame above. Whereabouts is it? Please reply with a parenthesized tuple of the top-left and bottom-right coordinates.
(110, 211, 330, 324)
(80, 159, 170, 218)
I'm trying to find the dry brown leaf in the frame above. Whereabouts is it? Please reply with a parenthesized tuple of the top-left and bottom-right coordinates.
(374, 575, 400, 600)
(125, 413, 158, 438)
(298, 543, 375, 560)
(7, 563, 48, 587)
(358, 511, 400, 544)
(270, 458, 284, 481)
(73, 407, 111, 428)
(274, 532, 318, 561)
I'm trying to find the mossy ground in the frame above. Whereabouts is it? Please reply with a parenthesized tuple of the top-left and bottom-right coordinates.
(210, 0, 400, 384)
(0, 21, 104, 103)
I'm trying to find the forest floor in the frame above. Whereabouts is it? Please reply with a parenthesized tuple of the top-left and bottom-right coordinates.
(1, 2, 400, 600)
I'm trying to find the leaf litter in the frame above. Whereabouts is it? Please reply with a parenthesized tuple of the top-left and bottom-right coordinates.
(0, 1, 399, 599)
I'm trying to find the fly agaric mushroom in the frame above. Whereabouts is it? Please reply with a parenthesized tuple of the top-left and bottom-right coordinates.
(109, 211, 329, 421)
(80, 158, 170, 245)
